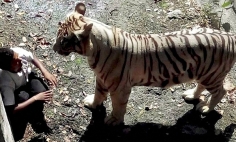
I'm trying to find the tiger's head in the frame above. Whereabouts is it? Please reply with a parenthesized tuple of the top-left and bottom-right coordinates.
(53, 2, 93, 56)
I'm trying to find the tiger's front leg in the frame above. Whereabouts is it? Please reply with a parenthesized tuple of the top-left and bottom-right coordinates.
(105, 87, 131, 126)
(83, 78, 108, 109)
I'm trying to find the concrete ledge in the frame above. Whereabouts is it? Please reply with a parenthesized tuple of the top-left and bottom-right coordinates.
(0, 95, 14, 142)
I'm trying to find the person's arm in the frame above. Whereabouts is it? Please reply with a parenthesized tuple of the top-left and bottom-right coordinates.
(1, 86, 53, 113)
(1, 86, 31, 112)
(31, 55, 58, 87)
(14, 90, 53, 112)
(12, 47, 58, 87)
(14, 96, 36, 112)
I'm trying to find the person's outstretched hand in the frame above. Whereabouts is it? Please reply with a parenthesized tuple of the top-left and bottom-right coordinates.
(33, 90, 53, 103)
(43, 72, 58, 87)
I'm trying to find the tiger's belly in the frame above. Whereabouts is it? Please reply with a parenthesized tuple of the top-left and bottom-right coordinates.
(129, 69, 196, 89)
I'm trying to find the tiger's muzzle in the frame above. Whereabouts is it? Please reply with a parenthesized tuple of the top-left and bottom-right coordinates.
(53, 33, 80, 56)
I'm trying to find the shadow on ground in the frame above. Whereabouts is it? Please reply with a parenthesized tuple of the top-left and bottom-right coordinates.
(79, 105, 236, 142)
(27, 135, 46, 142)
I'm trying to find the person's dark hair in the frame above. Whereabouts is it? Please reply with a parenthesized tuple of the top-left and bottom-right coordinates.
(0, 48, 14, 70)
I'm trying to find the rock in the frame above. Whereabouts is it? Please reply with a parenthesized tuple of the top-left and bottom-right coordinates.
(57, 68, 64, 73)
(154, 8, 158, 12)
(22, 36, 27, 42)
(18, 43, 26, 47)
(71, 54, 75, 61)
(14, 4, 19, 11)
(167, 9, 184, 19)
(221, 98, 227, 103)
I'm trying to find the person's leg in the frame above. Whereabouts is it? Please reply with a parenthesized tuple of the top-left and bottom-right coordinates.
(26, 72, 52, 134)
(12, 90, 30, 141)
(26, 71, 48, 113)
(11, 110, 29, 141)
(28, 71, 49, 95)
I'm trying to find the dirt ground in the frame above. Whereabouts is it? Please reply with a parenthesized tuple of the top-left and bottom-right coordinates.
(1, 0, 236, 142)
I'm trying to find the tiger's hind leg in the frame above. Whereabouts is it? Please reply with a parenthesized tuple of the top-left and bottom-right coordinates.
(105, 87, 131, 126)
(83, 78, 108, 110)
(182, 83, 205, 103)
(196, 82, 226, 114)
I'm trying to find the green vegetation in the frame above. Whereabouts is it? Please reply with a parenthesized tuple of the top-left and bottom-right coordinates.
(75, 57, 83, 65)
(159, 1, 169, 9)
(221, 0, 233, 8)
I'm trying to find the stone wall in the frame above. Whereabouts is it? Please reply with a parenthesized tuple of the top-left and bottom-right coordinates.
(0, 95, 14, 142)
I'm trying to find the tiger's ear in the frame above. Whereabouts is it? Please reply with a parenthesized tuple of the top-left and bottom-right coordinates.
(75, 2, 86, 15)
(85, 23, 93, 31)
(78, 23, 93, 37)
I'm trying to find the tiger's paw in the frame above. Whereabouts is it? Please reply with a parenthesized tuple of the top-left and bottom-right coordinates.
(182, 89, 199, 104)
(196, 101, 212, 114)
(83, 94, 97, 109)
(182, 89, 196, 100)
(104, 112, 124, 126)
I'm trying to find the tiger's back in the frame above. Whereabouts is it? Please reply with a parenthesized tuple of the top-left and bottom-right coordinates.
(89, 26, 236, 91)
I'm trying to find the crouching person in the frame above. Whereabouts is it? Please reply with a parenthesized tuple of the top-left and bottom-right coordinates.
(0, 47, 57, 141)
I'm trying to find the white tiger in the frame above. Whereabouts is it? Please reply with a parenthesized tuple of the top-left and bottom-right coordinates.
(53, 2, 236, 125)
